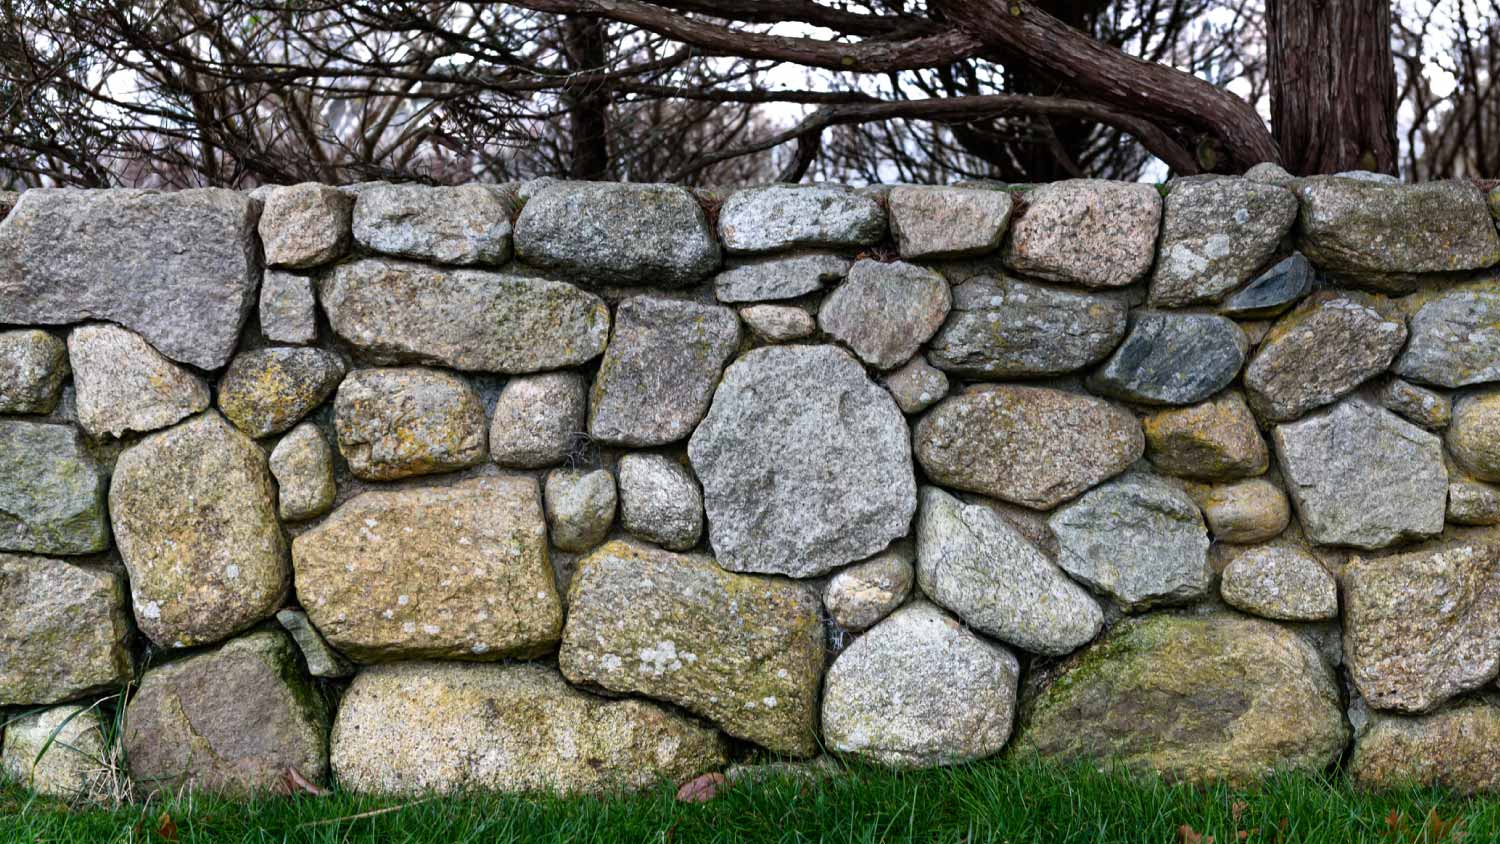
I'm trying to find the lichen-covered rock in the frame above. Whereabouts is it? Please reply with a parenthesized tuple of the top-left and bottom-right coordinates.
(1447, 389, 1500, 481)
(1218, 253, 1316, 318)
(1049, 472, 1212, 611)
(915, 385, 1142, 510)
(590, 296, 740, 446)
(334, 367, 486, 481)
(1191, 478, 1290, 544)
(1244, 292, 1407, 422)
(1087, 312, 1247, 406)
(1148, 178, 1298, 306)
(292, 475, 562, 662)
(714, 253, 850, 303)
(259, 270, 318, 345)
(0, 554, 131, 705)
(1344, 540, 1500, 713)
(0, 188, 260, 369)
(489, 372, 586, 469)
(353, 183, 513, 265)
(68, 323, 210, 438)
(259, 183, 353, 269)
(218, 347, 346, 438)
(882, 355, 949, 414)
(1371, 377, 1450, 428)
(559, 541, 824, 756)
(110, 412, 288, 648)
(719, 185, 885, 254)
(1002, 180, 1161, 288)
(2, 705, 106, 799)
(739, 304, 815, 342)
(0, 329, 67, 414)
(1295, 177, 1500, 277)
(320, 258, 609, 373)
(818, 260, 949, 370)
(617, 454, 702, 552)
(824, 550, 913, 632)
(125, 631, 329, 795)
(268, 422, 336, 521)
(926, 276, 1127, 378)
(0, 421, 109, 555)
(1448, 477, 1500, 525)
(1273, 399, 1446, 549)
(1395, 279, 1500, 388)
(1219, 546, 1337, 621)
(1142, 392, 1268, 480)
(822, 602, 1019, 768)
(543, 468, 616, 552)
(1350, 699, 1500, 794)
(888, 186, 1012, 259)
(1018, 613, 1348, 783)
(688, 345, 915, 577)
(331, 661, 728, 795)
(1245, 162, 1297, 186)
(276, 607, 354, 678)
(514, 182, 719, 285)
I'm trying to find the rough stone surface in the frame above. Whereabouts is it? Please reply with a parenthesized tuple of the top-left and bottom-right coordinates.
(1087, 312, 1247, 406)
(1016, 612, 1348, 783)
(1448, 478, 1500, 525)
(1002, 180, 1162, 288)
(1049, 472, 1212, 611)
(218, 347, 346, 438)
(824, 550, 913, 632)
(1244, 292, 1407, 422)
(334, 367, 487, 481)
(740, 305, 815, 342)
(269, 422, 336, 521)
(822, 602, 1019, 768)
(714, 253, 850, 303)
(125, 631, 329, 795)
(489, 372, 586, 469)
(617, 454, 702, 551)
(0, 188, 260, 369)
(276, 607, 355, 678)
(914, 385, 1142, 510)
(1295, 177, 1500, 277)
(259, 183, 353, 269)
(111, 412, 288, 648)
(1273, 399, 1447, 549)
(917, 487, 1101, 655)
(2, 704, 106, 798)
(1344, 540, 1500, 713)
(292, 475, 562, 662)
(1244, 162, 1297, 186)
(1372, 377, 1451, 428)
(0, 421, 109, 555)
(1148, 178, 1298, 306)
(1350, 700, 1500, 794)
(543, 469, 616, 552)
(1219, 545, 1337, 620)
(1192, 478, 1291, 544)
(1219, 252, 1317, 317)
(882, 355, 948, 414)
(818, 260, 950, 370)
(719, 185, 886, 254)
(68, 323, 210, 438)
(259, 270, 318, 345)
(0, 329, 67, 414)
(0, 554, 131, 705)
(320, 258, 609, 373)
(1142, 392, 1268, 480)
(888, 186, 1013, 259)
(926, 276, 1127, 378)
(1396, 280, 1500, 388)
(1447, 389, 1500, 481)
(354, 183, 513, 265)
(332, 662, 728, 795)
(590, 296, 740, 446)
(688, 345, 915, 577)
(514, 182, 719, 285)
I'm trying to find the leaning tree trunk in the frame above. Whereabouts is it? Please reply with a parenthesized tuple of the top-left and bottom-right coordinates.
(1267, 0, 1399, 175)
(561, 16, 610, 180)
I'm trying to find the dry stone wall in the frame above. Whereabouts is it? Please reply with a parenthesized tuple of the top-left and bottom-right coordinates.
(4, 170, 1500, 799)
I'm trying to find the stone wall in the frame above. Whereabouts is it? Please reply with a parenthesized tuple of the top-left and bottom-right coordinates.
(4, 169, 1500, 799)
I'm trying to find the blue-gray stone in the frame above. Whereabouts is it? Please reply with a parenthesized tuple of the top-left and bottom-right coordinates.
(1219, 253, 1316, 317)
(1086, 312, 1248, 406)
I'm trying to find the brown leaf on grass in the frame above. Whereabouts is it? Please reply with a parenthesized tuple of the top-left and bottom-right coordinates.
(1422, 808, 1466, 843)
(284, 766, 331, 797)
(1178, 822, 1214, 844)
(1231, 801, 1248, 822)
(156, 812, 178, 841)
(1386, 808, 1404, 834)
(676, 772, 729, 804)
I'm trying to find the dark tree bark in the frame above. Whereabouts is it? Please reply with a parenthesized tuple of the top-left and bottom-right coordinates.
(561, 16, 611, 180)
(1267, 0, 1399, 175)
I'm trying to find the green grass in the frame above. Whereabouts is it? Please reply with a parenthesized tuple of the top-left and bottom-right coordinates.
(1, 758, 1493, 844)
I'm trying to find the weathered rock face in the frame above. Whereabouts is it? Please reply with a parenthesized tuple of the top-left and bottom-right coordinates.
(259, 270, 318, 345)
(111, 412, 288, 648)
(0, 188, 260, 369)
(589, 296, 740, 446)
(688, 345, 916, 577)
(740, 304, 815, 342)
(1448, 478, 1500, 525)
(218, 347, 346, 438)
(268, 422, 336, 521)
(1087, 312, 1248, 406)
(914, 385, 1142, 510)
(1049, 472, 1212, 611)
(824, 550, 913, 632)
(882, 355, 949, 414)
(1016, 613, 1349, 783)
(353, 183, 513, 265)
(926, 276, 1127, 378)
(320, 259, 609, 373)
(617, 454, 703, 551)
(1002, 180, 1162, 288)
(514, 182, 719, 285)
(1192, 478, 1291, 544)
(1218, 252, 1316, 318)
(822, 602, 1019, 768)
(714, 253, 850, 303)
(1148, 178, 1298, 306)
(1295, 177, 1500, 277)
(292, 475, 562, 662)
(259, 183, 353, 268)
(1, 704, 107, 798)
(332, 662, 728, 795)
(543, 468, 616, 552)
(1447, 389, 1500, 481)
(888, 186, 1013, 260)
(917, 487, 1101, 655)
(1396, 280, 1500, 388)
(1350, 699, 1500, 794)
(0, 421, 109, 555)
(559, 541, 824, 756)
(819, 261, 950, 369)
(1371, 376, 1451, 428)
(1219, 545, 1338, 621)
(1273, 399, 1447, 549)
(1142, 392, 1268, 480)
(276, 607, 355, 679)
(68, 323, 210, 439)
(0, 329, 67, 414)
(125, 631, 330, 795)
(488, 373, 584, 469)
(1344, 541, 1500, 713)
(0, 554, 131, 705)
(334, 367, 487, 481)
(1244, 292, 1407, 422)
(718, 185, 885, 253)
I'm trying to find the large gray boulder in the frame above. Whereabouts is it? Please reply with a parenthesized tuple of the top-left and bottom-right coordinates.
(0, 329, 67, 414)
(1350, 699, 1500, 794)
(926, 276, 1127, 378)
(819, 260, 950, 370)
(217, 347, 346, 438)
(1396, 279, 1500, 388)
(1002, 180, 1161, 288)
(687, 345, 916, 577)
(713, 252, 850, 303)
(1147, 178, 1298, 306)
(1086, 312, 1248, 406)
(334, 367, 487, 481)
(353, 183, 514, 265)
(259, 183, 353, 269)
(0, 421, 109, 555)
(888, 186, 1013, 260)
(718, 185, 885, 253)
(0, 553, 132, 705)
(68, 323, 210, 438)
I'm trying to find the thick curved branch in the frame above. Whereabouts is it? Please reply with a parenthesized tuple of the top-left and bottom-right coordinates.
(642, 0, 940, 39)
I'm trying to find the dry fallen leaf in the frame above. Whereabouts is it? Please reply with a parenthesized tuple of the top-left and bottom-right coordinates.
(675, 772, 729, 804)
(156, 812, 178, 841)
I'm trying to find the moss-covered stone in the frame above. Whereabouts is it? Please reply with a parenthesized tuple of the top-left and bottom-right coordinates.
(0, 421, 109, 556)
(0, 553, 131, 705)
(1142, 392, 1267, 480)
(334, 367, 486, 480)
